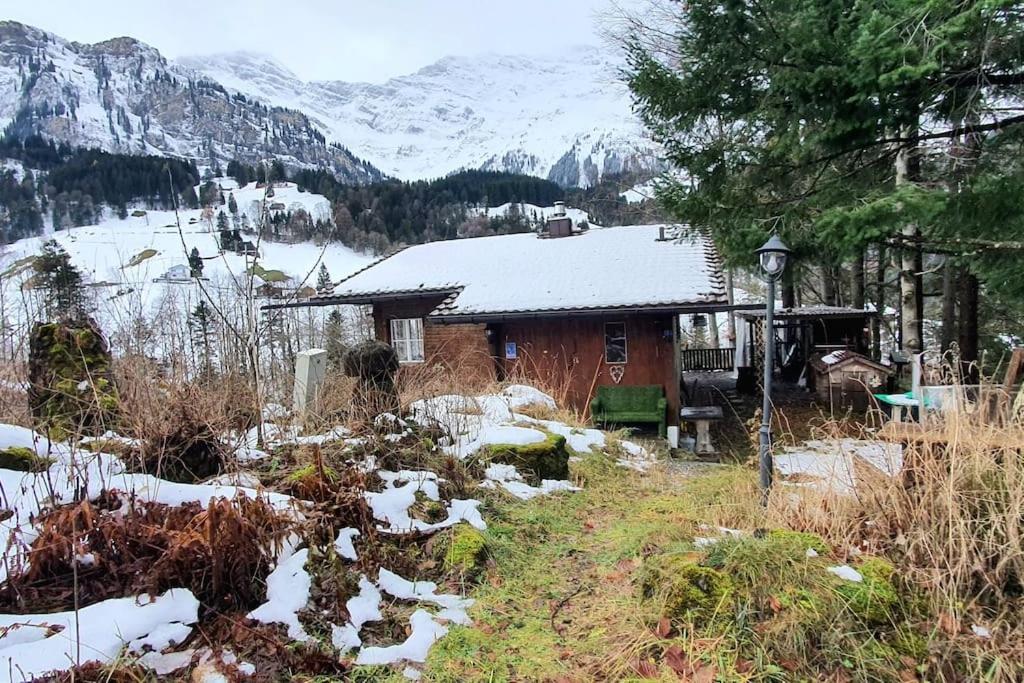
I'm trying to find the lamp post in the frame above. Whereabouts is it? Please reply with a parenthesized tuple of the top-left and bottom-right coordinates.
(755, 234, 792, 502)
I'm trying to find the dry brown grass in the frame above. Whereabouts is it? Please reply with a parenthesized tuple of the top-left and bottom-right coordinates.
(763, 386, 1024, 680)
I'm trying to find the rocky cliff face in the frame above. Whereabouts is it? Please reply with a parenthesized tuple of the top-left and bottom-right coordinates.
(0, 21, 382, 183)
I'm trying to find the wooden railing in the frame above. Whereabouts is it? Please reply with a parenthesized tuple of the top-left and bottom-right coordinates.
(680, 347, 735, 372)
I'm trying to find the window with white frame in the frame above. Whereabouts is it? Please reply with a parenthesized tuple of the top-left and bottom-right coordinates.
(390, 318, 425, 363)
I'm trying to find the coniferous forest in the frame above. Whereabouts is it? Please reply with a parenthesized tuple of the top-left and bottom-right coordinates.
(0, 132, 662, 252)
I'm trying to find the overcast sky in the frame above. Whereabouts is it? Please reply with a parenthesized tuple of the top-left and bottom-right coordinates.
(2, 0, 629, 82)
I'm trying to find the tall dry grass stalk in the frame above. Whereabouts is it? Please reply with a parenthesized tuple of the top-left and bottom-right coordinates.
(766, 377, 1024, 678)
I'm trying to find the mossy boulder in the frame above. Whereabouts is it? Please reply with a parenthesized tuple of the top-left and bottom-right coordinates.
(0, 446, 52, 472)
(28, 319, 118, 439)
(486, 432, 569, 483)
(638, 553, 733, 624)
(441, 523, 489, 574)
(836, 557, 900, 624)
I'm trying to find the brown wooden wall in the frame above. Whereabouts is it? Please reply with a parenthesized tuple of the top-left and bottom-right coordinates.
(498, 314, 680, 424)
(373, 297, 496, 387)
(371, 301, 680, 424)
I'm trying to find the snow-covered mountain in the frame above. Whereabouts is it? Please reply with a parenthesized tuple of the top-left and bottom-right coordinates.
(0, 21, 661, 188)
(178, 49, 660, 187)
(0, 22, 382, 183)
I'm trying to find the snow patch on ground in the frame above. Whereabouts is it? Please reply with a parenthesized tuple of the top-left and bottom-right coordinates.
(776, 439, 903, 494)
(247, 548, 312, 641)
(482, 462, 580, 500)
(0, 589, 199, 682)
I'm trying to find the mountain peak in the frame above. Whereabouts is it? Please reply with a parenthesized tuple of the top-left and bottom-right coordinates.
(178, 47, 658, 187)
(179, 50, 300, 80)
(0, 22, 659, 188)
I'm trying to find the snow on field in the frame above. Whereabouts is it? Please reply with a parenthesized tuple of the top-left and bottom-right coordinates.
(0, 179, 372, 335)
(0, 384, 651, 678)
(620, 178, 658, 204)
(775, 439, 903, 494)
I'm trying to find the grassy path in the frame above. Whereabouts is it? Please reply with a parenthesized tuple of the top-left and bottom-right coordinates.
(421, 456, 760, 682)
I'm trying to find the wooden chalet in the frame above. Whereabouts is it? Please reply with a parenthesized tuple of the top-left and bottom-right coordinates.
(276, 211, 730, 427)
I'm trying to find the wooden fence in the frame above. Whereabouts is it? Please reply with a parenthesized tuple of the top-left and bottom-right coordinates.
(680, 347, 735, 372)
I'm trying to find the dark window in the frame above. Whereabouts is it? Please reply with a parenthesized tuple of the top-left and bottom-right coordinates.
(604, 322, 627, 363)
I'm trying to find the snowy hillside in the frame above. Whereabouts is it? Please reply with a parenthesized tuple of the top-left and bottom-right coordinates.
(0, 179, 372, 351)
(2, 179, 366, 285)
(179, 48, 661, 188)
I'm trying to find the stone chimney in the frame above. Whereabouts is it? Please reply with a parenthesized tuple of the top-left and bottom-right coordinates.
(545, 201, 573, 238)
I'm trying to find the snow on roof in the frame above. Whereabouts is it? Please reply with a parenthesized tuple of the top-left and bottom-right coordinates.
(739, 306, 874, 320)
(322, 225, 726, 317)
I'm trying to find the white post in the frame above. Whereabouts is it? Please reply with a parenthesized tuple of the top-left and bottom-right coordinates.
(293, 348, 328, 416)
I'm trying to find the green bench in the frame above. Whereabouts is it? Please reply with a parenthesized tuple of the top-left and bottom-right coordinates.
(590, 385, 667, 437)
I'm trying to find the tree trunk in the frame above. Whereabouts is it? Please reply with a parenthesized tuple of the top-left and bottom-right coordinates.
(896, 127, 922, 354)
(850, 249, 865, 310)
(940, 258, 957, 353)
(708, 312, 720, 349)
(957, 268, 979, 382)
(781, 269, 796, 309)
(822, 264, 837, 306)
(871, 245, 885, 360)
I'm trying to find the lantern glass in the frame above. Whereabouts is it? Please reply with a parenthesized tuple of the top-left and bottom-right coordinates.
(760, 250, 787, 277)
(756, 235, 791, 280)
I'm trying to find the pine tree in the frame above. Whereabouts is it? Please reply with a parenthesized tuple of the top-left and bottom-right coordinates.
(189, 300, 215, 376)
(33, 240, 86, 319)
(199, 180, 220, 208)
(325, 309, 346, 368)
(228, 192, 237, 215)
(316, 263, 332, 294)
(216, 211, 229, 232)
(624, 0, 1024, 358)
(188, 247, 204, 278)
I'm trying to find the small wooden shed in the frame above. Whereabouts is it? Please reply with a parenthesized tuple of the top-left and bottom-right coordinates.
(809, 350, 891, 410)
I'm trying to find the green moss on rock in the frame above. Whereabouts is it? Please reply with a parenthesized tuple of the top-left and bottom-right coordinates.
(638, 553, 733, 624)
(837, 557, 900, 624)
(444, 523, 489, 573)
(28, 319, 119, 439)
(486, 432, 569, 483)
(0, 446, 52, 472)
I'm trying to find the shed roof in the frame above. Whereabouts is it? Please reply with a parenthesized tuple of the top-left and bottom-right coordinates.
(737, 305, 875, 320)
(311, 225, 727, 319)
(809, 350, 891, 374)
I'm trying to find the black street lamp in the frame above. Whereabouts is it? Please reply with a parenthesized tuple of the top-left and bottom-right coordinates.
(755, 234, 791, 501)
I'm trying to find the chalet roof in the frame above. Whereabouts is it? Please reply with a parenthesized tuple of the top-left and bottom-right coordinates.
(311, 225, 727, 319)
